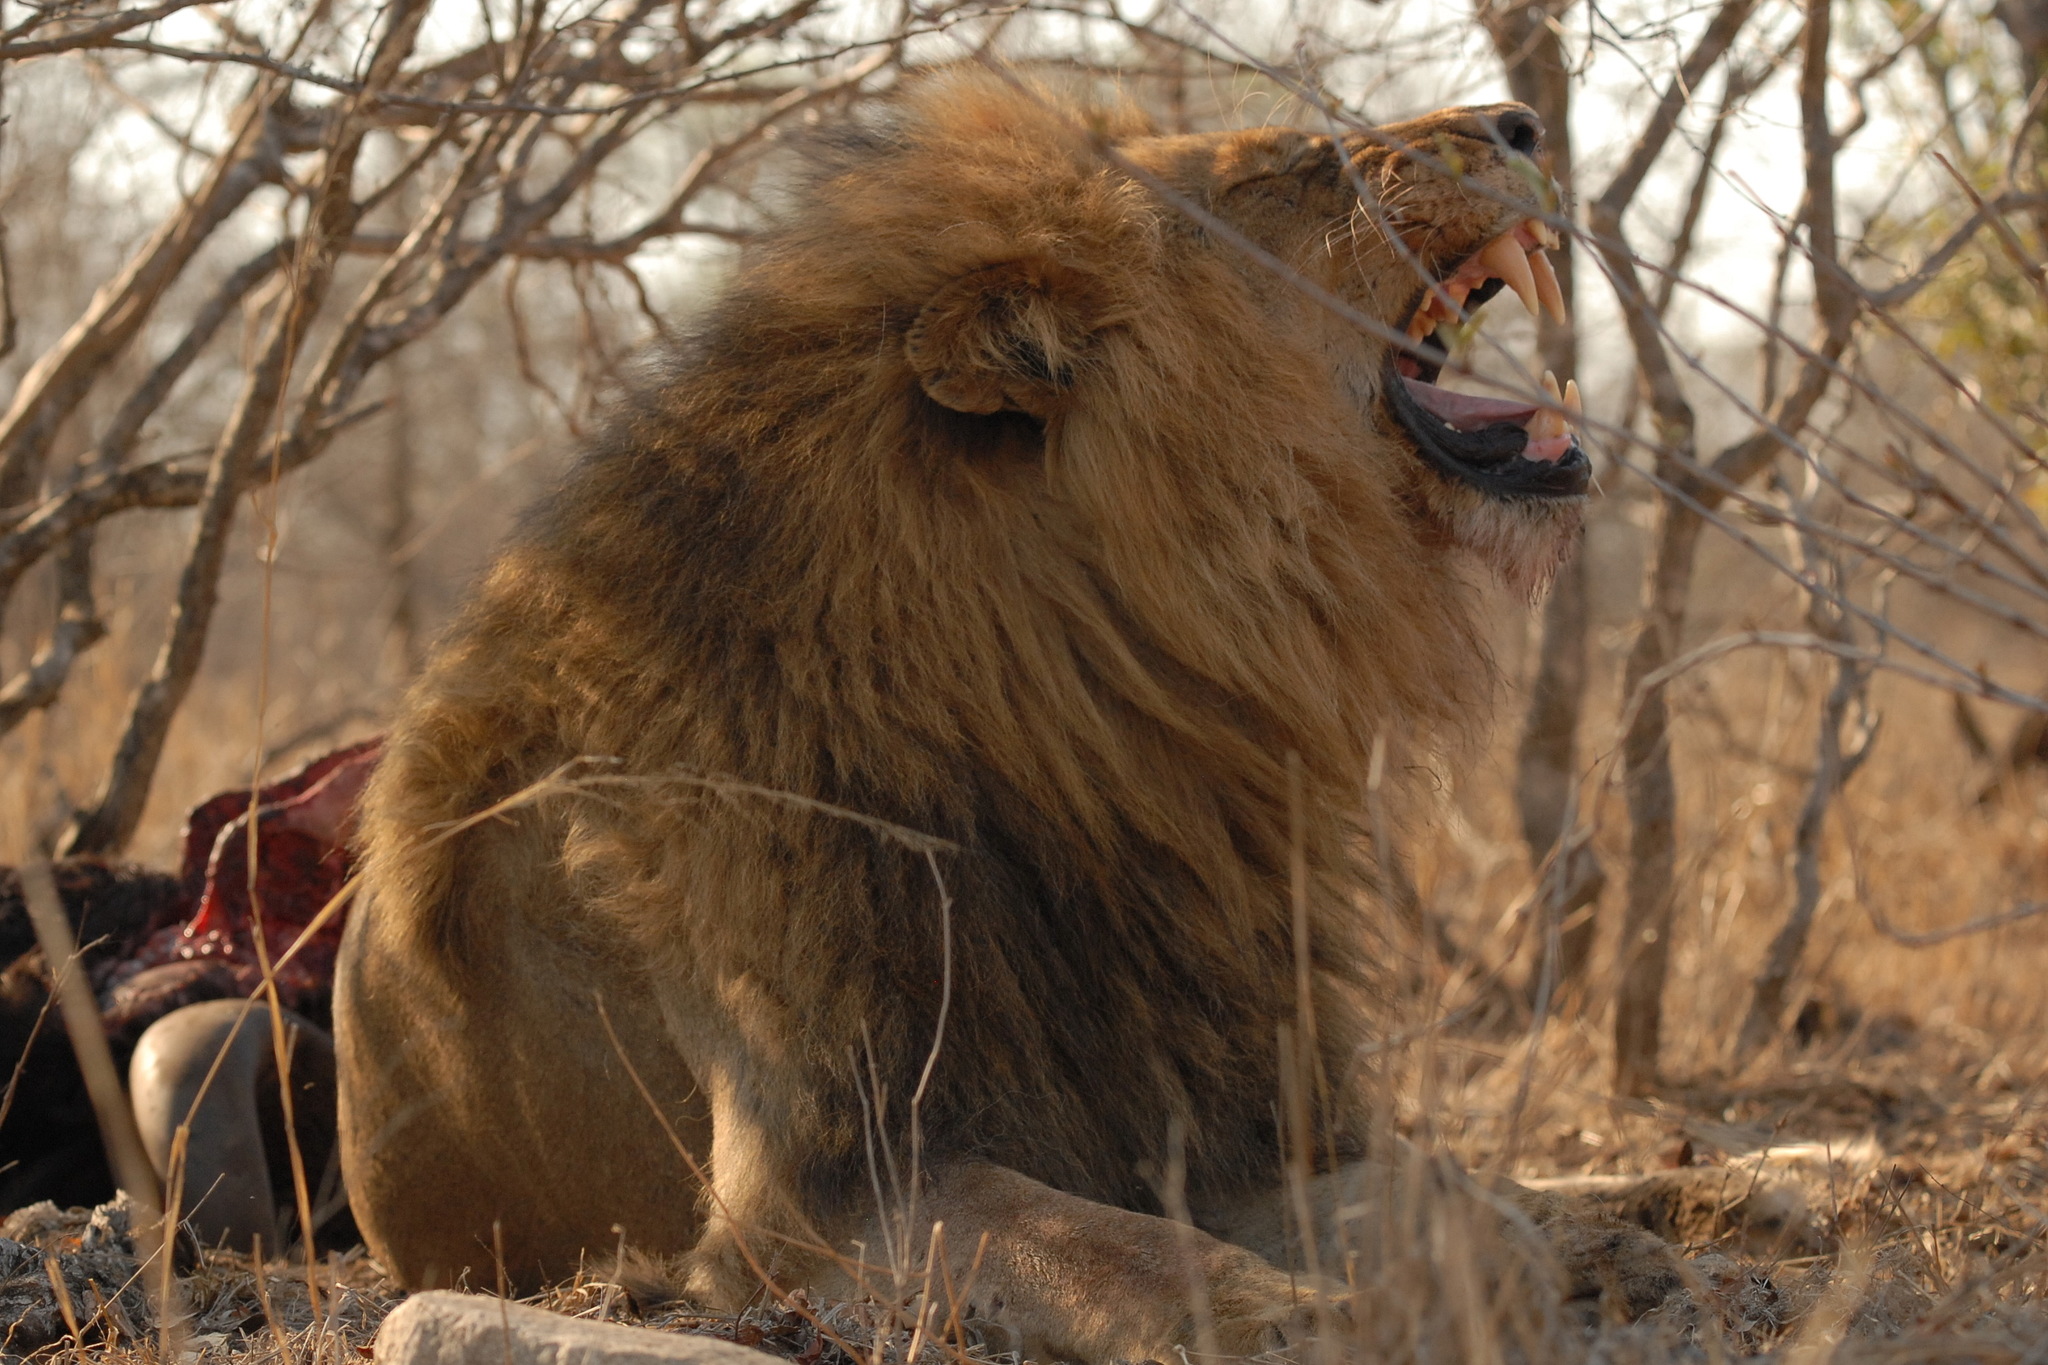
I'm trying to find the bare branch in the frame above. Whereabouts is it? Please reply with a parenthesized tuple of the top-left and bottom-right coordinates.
(1480, 0, 1603, 995)
(0, 458, 207, 592)
(1864, 191, 2048, 307)
(0, 0, 213, 58)
(0, 81, 285, 504)
(1610, 0, 1858, 1096)
(60, 0, 433, 856)
(1734, 473, 1877, 1063)
(85, 29, 937, 118)
(95, 241, 290, 470)
(0, 526, 104, 737)
(1869, 901, 2048, 947)
(1931, 153, 2048, 309)
(1591, 0, 1761, 225)
(0, 61, 13, 364)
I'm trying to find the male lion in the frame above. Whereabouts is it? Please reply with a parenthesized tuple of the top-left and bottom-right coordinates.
(337, 70, 1608, 1360)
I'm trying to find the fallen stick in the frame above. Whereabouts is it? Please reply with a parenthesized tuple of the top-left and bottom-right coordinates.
(20, 858, 168, 1257)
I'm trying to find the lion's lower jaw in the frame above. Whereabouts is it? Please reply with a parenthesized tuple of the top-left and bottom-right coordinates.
(1425, 480, 1586, 601)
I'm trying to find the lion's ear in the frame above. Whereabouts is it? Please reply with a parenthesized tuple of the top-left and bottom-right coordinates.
(905, 259, 1108, 418)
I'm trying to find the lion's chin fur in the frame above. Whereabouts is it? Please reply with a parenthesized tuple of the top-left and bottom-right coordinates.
(1422, 476, 1587, 601)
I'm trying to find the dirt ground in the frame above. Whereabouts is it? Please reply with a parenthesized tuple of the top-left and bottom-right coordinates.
(8, 1008, 2048, 1365)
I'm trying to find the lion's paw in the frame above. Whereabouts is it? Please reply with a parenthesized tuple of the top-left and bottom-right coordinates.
(1205, 1256, 1351, 1355)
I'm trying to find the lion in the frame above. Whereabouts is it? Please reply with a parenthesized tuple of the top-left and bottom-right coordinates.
(336, 69, 1619, 1361)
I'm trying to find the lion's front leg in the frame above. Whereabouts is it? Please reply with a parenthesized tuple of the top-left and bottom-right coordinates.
(899, 1162, 1340, 1364)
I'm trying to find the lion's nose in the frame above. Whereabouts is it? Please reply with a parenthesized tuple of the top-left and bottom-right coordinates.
(1443, 104, 1544, 156)
(1492, 106, 1543, 154)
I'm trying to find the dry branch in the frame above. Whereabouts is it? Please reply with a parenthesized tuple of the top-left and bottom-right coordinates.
(1603, 0, 1866, 1095)
(0, 0, 920, 854)
(19, 858, 166, 1257)
(1869, 900, 2048, 946)
(1733, 474, 1878, 1062)
(0, 527, 102, 736)
(60, 0, 434, 856)
(0, 0, 214, 58)
(0, 59, 13, 366)
(0, 458, 208, 591)
(0, 83, 286, 505)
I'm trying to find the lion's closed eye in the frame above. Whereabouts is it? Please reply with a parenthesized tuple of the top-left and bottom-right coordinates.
(1210, 132, 1338, 202)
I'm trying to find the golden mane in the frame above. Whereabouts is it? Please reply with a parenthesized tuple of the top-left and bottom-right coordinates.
(560, 71, 1490, 879)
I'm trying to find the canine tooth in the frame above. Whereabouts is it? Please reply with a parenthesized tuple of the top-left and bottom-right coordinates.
(1529, 248, 1567, 325)
(1480, 237, 1541, 317)
(1563, 378, 1582, 417)
(1541, 370, 1563, 405)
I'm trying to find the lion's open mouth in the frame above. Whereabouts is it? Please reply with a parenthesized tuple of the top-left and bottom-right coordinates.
(1388, 219, 1591, 500)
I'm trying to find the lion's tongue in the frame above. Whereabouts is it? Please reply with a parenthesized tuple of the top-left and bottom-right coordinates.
(1400, 376, 1571, 464)
(1401, 376, 1537, 431)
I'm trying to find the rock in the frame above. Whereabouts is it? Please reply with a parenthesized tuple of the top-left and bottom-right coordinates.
(0, 1237, 36, 1280)
(376, 1292, 778, 1365)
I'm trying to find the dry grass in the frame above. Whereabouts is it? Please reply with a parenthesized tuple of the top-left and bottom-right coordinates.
(14, 482, 2048, 1361)
(13, 1018, 2048, 1365)
(12, 605, 2048, 1362)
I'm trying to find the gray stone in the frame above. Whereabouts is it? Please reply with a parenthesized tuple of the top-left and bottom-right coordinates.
(375, 1292, 777, 1365)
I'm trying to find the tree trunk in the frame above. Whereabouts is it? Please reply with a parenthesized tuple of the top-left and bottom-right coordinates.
(1995, 0, 2047, 91)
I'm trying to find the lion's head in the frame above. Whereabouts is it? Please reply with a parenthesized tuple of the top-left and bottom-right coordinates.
(632, 68, 1591, 839)
(437, 66, 1597, 939)
(858, 73, 1589, 598)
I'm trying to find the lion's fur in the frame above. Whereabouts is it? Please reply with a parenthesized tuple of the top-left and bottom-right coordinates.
(337, 70, 1579, 1338)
